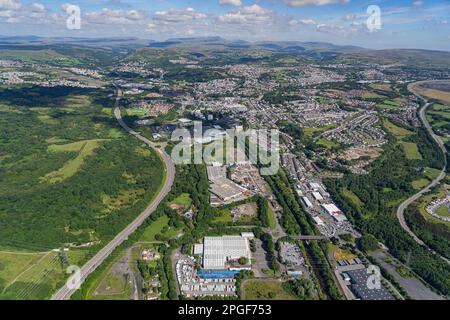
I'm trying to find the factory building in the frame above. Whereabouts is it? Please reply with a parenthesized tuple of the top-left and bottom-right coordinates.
(322, 203, 348, 222)
(302, 197, 313, 208)
(197, 235, 252, 270)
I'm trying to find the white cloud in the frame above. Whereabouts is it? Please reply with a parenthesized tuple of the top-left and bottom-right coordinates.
(30, 3, 45, 12)
(218, 4, 272, 24)
(219, 0, 242, 6)
(283, 0, 350, 7)
(289, 18, 317, 26)
(0, 0, 21, 10)
(154, 7, 207, 23)
(85, 8, 146, 25)
(0, 1, 50, 24)
(146, 8, 208, 36)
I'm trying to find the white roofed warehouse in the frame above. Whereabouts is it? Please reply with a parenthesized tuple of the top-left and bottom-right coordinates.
(201, 235, 252, 270)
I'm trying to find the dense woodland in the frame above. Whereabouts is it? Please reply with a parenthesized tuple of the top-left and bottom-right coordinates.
(0, 86, 164, 249)
(405, 204, 450, 259)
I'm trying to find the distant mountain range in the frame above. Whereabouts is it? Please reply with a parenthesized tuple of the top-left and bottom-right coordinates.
(146, 36, 366, 53)
(0, 35, 449, 68)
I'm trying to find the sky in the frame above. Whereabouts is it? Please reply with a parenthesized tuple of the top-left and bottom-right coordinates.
(0, 0, 449, 50)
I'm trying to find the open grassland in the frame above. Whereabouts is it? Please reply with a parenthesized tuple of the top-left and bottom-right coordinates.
(362, 92, 386, 99)
(81, 250, 130, 301)
(139, 215, 182, 243)
(303, 124, 336, 140)
(436, 205, 450, 218)
(125, 108, 147, 117)
(213, 208, 233, 223)
(316, 138, 340, 149)
(92, 271, 130, 300)
(412, 167, 443, 190)
(377, 99, 402, 109)
(384, 120, 423, 161)
(171, 193, 192, 207)
(412, 178, 430, 190)
(0, 249, 87, 300)
(418, 88, 450, 104)
(383, 120, 413, 139)
(427, 103, 450, 140)
(168, 193, 192, 213)
(400, 142, 422, 160)
(370, 83, 394, 92)
(140, 215, 170, 242)
(410, 81, 450, 104)
(243, 280, 296, 300)
(42, 139, 106, 184)
(424, 167, 441, 180)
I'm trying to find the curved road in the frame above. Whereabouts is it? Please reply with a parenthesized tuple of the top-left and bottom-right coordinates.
(51, 87, 176, 300)
(396, 83, 448, 264)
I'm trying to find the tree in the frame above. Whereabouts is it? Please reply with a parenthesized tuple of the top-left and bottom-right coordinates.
(359, 234, 379, 253)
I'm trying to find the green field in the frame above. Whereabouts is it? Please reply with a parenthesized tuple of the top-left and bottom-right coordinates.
(424, 167, 441, 180)
(363, 92, 386, 99)
(384, 120, 423, 161)
(412, 178, 430, 190)
(213, 208, 233, 223)
(377, 100, 401, 109)
(400, 141, 422, 160)
(42, 140, 106, 184)
(383, 120, 413, 139)
(125, 108, 147, 117)
(436, 205, 450, 218)
(0, 249, 87, 300)
(140, 215, 182, 242)
(316, 138, 340, 149)
(91, 270, 131, 300)
(303, 124, 336, 140)
(243, 280, 296, 300)
(140, 216, 170, 242)
(170, 193, 192, 207)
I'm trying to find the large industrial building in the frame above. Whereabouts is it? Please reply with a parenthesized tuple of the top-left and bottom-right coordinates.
(346, 269, 394, 300)
(194, 234, 253, 270)
(207, 164, 251, 205)
(322, 203, 348, 222)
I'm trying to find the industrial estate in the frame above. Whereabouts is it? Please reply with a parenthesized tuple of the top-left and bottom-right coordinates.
(0, 0, 449, 304)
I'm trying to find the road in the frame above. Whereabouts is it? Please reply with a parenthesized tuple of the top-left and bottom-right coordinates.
(51, 86, 176, 300)
(395, 83, 448, 264)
